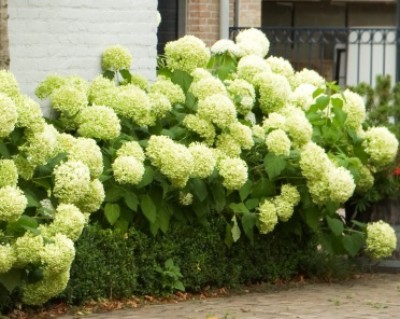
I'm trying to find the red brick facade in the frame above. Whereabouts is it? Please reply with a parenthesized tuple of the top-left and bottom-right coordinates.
(186, 0, 261, 46)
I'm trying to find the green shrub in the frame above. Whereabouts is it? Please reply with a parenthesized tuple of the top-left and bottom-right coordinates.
(63, 215, 318, 305)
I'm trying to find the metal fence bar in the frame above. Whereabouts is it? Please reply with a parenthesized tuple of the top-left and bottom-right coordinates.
(229, 27, 400, 87)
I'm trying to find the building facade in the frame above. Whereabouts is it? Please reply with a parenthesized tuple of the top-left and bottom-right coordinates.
(8, 0, 159, 99)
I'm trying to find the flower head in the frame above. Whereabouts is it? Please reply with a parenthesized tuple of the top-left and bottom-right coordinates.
(19, 124, 59, 166)
(179, 192, 194, 206)
(216, 133, 242, 157)
(0, 93, 18, 137)
(183, 114, 216, 145)
(112, 156, 145, 185)
(0, 159, 18, 187)
(366, 221, 397, 260)
(75, 179, 105, 214)
(341, 89, 366, 129)
(265, 129, 291, 156)
(237, 55, 271, 83)
(229, 122, 254, 150)
(101, 44, 133, 71)
(290, 83, 317, 111)
(226, 79, 256, 115)
(150, 77, 186, 105)
(88, 75, 117, 106)
(263, 113, 286, 131)
(197, 94, 237, 129)
(13, 233, 44, 266)
(265, 56, 295, 82)
(14, 95, 45, 131)
(0, 186, 27, 222)
(114, 85, 152, 126)
(281, 106, 313, 147)
(211, 39, 241, 56)
(35, 74, 67, 99)
(327, 166, 356, 203)
(292, 68, 326, 89)
(218, 157, 248, 190)
(149, 92, 172, 120)
(77, 105, 121, 140)
(165, 35, 210, 73)
(0, 244, 16, 273)
(117, 141, 145, 162)
(53, 161, 91, 203)
(68, 137, 104, 179)
(363, 126, 399, 168)
(0, 70, 20, 98)
(46, 204, 86, 241)
(40, 233, 75, 274)
(254, 72, 291, 114)
(236, 28, 270, 58)
(50, 85, 88, 116)
(258, 199, 278, 234)
(300, 142, 332, 180)
(188, 142, 216, 178)
(189, 76, 227, 100)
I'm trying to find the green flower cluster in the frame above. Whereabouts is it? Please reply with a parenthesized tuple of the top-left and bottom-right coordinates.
(365, 220, 397, 260)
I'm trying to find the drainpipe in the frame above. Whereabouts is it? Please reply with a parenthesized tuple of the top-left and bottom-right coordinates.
(220, 0, 229, 39)
(234, 0, 240, 28)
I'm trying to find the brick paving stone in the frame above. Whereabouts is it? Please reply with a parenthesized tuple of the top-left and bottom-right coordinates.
(59, 273, 400, 319)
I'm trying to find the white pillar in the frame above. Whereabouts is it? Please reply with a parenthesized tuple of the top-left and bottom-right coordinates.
(219, 0, 229, 39)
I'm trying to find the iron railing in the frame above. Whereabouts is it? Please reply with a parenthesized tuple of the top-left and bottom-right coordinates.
(229, 27, 400, 87)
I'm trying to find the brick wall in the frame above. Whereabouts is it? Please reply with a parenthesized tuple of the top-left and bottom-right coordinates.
(8, 0, 158, 100)
(186, 0, 261, 46)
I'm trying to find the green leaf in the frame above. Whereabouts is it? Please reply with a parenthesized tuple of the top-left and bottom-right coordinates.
(192, 200, 209, 219)
(301, 205, 321, 231)
(326, 215, 344, 236)
(158, 205, 171, 234)
(315, 95, 330, 110)
(0, 269, 22, 293)
(241, 212, 256, 242)
(173, 281, 185, 292)
(136, 166, 154, 188)
(342, 232, 365, 257)
(149, 219, 160, 236)
(224, 224, 233, 247)
(251, 178, 275, 198)
(24, 190, 40, 208)
(231, 215, 241, 242)
(114, 220, 129, 233)
(212, 183, 226, 213)
(104, 203, 120, 226)
(0, 142, 10, 157)
(124, 193, 138, 211)
(264, 153, 287, 180)
(239, 180, 252, 202)
(312, 87, 326, 98)
(171, 70, 193, 93)
(103, 70, 115, 80)
(245, 198, 259, 210)
(105, 186, 125, 202)
(140, 194, 157, 223)
(229, 202, 250, 214)
(190, 178, 208, 202)
(119, 69, 132, 82)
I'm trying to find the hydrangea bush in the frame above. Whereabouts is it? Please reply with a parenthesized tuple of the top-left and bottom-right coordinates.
(2, 28, 399, 306)
(37, 29, 397, 259)
(0, 71, 104, 306)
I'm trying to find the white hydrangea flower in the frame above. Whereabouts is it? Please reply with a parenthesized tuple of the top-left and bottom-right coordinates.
(216, 133, 242, 158)
(362, 126, 399, 167)
(112, 156, 145, 185)
(13, 233, 44, 267)
(281, 106, 313, 147)
(299, 142, 332, 180)
(0, 159, 18, 187)
(291, 68, 326, 89)
(254, 72, 291, 114)
(117, 141, 145, 162)
(290, 83, 317, 111)
(263, 113, 286, 131)
(189, 76, 227, 100)
(0, 186, 27, 222)
(258, 199, 278, 234)
(341, 89, 367, 129)
(218, 157, 248, 190)
(75, 179, 105, 214)
(40, 233, 75, 274)
(53, 161, 91, 204)
(366, 221, 397, 260)
(236, 28, 270, 58)
(265, 129, 291, 156)
(211, 39, 241, 56)
(237, 54, 271, 84)
(197, 94, 237, 129)
(229, 122, 254, 150)
(179, 192, 194, 206)
(69, 137, 104, 179)
(0, 93, 18, 137)
(328, 166, 356, 203)
(101, 44, 133, 71)
(183, 114, 216, 145)
(0, 244, 16, 273)
(265, 56, 295, 82)
(189, 142, 216, 179)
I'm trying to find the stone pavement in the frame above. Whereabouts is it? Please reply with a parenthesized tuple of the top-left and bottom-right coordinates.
(59, 273, 400, 319)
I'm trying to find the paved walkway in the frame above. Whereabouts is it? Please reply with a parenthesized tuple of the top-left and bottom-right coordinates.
(59, 273, 400, 319)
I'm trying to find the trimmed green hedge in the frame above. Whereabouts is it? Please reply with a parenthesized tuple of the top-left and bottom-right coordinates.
(62, 215, 318, 305)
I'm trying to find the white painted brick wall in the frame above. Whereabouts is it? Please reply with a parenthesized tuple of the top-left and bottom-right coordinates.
(8, 0, 158, 100)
